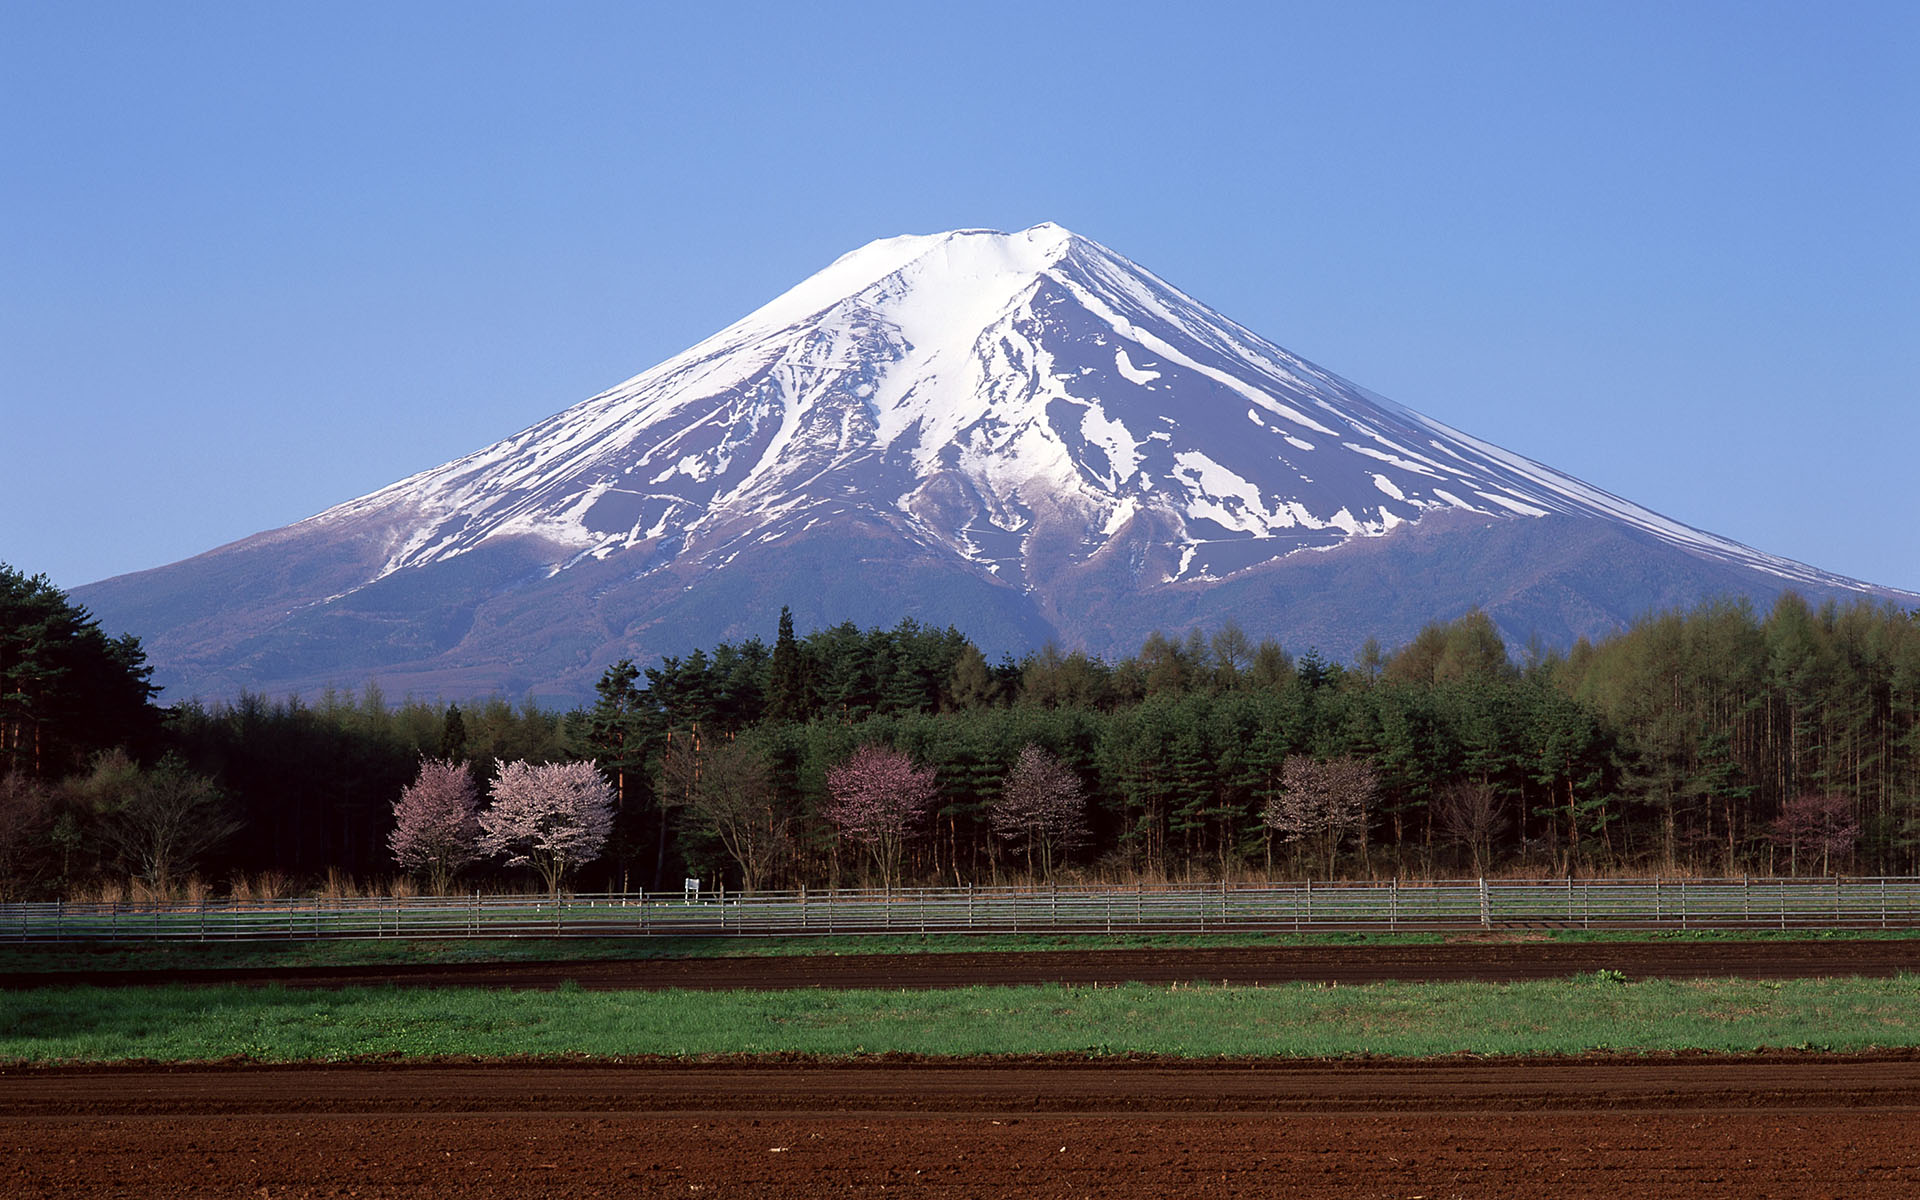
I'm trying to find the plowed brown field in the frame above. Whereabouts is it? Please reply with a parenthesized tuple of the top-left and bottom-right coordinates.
(15, 936, 1920, 991)
(6, 1057, 1920, 1198)
(7, 940, 1919, 1197)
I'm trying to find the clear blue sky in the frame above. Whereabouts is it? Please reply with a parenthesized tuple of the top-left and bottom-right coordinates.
(5, 1, 1916, 597)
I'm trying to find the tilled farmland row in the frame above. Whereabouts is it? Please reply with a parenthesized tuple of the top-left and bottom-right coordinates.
(11, 935, 1920, 992)
(6, 1058, 1920, 1199)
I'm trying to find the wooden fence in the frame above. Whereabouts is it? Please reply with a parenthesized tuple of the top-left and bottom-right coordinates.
(5, 876, 1920, 942)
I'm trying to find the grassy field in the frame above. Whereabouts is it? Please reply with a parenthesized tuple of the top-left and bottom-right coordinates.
(4, 972, 1917, 1064)
(4, 926, 1911, 975)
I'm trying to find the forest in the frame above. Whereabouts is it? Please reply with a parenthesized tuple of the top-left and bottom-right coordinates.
(4, 559, 1919, 899)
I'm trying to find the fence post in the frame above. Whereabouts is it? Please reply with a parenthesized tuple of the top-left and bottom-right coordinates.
(1478, 878, 1490, 930)
(1306, 878, 1313, 929)
(1390, 878, 1398, 932)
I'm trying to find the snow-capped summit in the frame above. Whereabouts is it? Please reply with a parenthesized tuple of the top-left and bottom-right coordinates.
(315, 223, 1835, 595)
(76, 224, 1913, 702)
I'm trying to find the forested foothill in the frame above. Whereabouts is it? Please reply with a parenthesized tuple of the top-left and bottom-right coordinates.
(4, 559, 1919, 900)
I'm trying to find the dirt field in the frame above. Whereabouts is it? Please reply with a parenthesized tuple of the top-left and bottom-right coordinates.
(7, 940, 1919, 1197)
(6, 1057, 1920, 1198)
(15, 935, 1920, 991)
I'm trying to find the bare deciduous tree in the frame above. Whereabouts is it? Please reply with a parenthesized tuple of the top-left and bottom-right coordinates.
(662, 734, 788, 892)
(0, 771, 55, 899)
(1436, 780, 1507, 876)
(84, 750, 238, 894)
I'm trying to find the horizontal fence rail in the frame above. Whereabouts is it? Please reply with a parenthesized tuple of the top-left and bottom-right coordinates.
(5, 877, 1920, 943)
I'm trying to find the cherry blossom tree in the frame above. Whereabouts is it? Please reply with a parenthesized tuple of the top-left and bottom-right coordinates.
(1262, 755, 1376, 877)
(478, 760, 615, 897)
(989, 744, 1088, 880)
(1768, 792, 1859, 876)
(388, 757, 481, 894)
(824, 744, 936, 889)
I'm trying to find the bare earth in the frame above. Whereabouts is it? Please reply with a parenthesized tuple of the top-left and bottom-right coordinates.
(5, 1057, 1920, 1198)
(6, 941, 1919, 1197)
(15, 936, 1920, 991)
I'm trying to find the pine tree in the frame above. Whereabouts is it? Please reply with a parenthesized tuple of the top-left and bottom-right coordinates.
(767, 606, 813, 722)
(438, 704, 468, 762)
(0, 564, 159, 778)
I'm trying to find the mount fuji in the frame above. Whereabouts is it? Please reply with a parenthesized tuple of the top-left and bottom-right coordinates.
(76, 223, 1913, 703)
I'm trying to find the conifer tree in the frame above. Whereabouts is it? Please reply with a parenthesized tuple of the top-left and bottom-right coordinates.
(0, 564, 158, 778)
(767, 606, 812, 722)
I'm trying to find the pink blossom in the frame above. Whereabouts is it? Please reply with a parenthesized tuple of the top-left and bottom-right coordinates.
(824, 744, 935, 888)
(389, 758, 481, 892)
(1768, 792, 1859, 876)
(989, 744, 1088, 879)
(478, 760, 615, 896)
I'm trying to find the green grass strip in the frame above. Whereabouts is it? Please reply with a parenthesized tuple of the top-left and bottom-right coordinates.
(4, 973, 1917, 1064)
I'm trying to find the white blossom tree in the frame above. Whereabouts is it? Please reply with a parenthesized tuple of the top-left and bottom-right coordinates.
(478, 760, 615, 897)
(388, 757, 481, 894)
(1262, 755, 1375, 877)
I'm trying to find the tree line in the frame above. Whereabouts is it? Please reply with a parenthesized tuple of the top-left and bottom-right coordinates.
(4, 559, 1918, 898)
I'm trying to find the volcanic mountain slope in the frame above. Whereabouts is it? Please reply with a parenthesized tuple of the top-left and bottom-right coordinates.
(75, 223, 1913, 703)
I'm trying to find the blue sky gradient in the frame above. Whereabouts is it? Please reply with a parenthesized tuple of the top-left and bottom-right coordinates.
(4, 1, 1915, 597)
